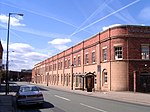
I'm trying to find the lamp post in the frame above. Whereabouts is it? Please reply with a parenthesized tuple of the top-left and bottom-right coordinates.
(5, 13, 23, 95)
(71, 64, 74, 90)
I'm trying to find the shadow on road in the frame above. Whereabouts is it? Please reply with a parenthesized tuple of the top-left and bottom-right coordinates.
(17, 101, 66, 112)
(18, 101, 54, 109)
(18, 101, 66, 112)
(38, 87, 49, 91)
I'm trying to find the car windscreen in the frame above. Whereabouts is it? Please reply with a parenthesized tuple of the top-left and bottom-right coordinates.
(20, 86, 39, 92)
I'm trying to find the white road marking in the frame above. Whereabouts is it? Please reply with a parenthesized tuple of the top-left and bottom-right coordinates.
(80, 103, 108, 112)
(54, 95, 71, 101)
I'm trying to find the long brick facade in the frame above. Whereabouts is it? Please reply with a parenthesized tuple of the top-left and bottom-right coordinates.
(32, 25, 150, 92)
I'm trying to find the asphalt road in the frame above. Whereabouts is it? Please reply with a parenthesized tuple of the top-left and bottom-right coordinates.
(14, 82, 150, 112)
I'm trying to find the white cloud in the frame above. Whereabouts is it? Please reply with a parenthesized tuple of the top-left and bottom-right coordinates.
(48, 38, 71, 51)
(9, 43, 34, 53)
(0, 14, 25, 26)
(54, 45, 69, 51)
(48, 38, 71, 45)
(1, 40, 48, 71)
(139, 7, 150, 21)
(102, 24, 122, 31)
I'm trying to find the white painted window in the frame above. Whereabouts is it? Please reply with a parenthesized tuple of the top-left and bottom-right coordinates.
(85, 53, 89, 64)
(114, 46, 123, 60)
(103, 70, 108, 84)
(92, 52, 96, 63)
(74, 57, 76, 66)
(103, 48, 107, 61)
(78, 56, 81, 66)
(141, 45, 149, 59)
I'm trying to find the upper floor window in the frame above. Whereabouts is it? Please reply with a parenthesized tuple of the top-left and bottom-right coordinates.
(49, 65, 51, 71)
(103, 48, 107, 61)
(92, 52, 96, 63)
(53, 64, 54, 70)
(78, 56, 81, 66)
(60, 62, 62, 69)
(85, 53, 89, 64)
(57, 63, 59, 70)
(65, 60, 67, 68)
(141, 45, 149, 59)
(68, 59, 70, 68)
(55, 64, 57, 70)
(114, 46, 122, 60)
(74, 57, 76, 66)
(51, 65, 52, 71)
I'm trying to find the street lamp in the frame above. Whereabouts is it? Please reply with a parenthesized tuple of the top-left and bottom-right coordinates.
(5, 13, 23, 95)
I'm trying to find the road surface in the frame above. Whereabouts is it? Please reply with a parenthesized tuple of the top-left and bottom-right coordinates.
(14, 82, 150, 112)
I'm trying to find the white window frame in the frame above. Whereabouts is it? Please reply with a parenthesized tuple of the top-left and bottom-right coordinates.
(114, 46, 123, 60)
(78, 55, 81, 66)
(103, 70, 108, 84)
(92, 51, 96, 63)
(68, 58, 70, 68)
(141, 45, 149, 60)
(102, 47, 107, 61)
(74, 56, 76, 66)
(85, 52, 89, 64)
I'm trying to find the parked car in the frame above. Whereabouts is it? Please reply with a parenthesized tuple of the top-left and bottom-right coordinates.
(16, 85, 44, 106)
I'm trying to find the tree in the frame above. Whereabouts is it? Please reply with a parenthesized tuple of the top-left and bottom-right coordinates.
(0, 69, 5, 85)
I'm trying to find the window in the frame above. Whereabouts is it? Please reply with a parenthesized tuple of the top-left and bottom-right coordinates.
(65, 60, 67, 68)
(74, 57, 76, 66)
(92, 52, 96, 63)
(55, 64, 56, 70)
(78, 56, 81, 66)
(103, 70, 108, 84)
(58, 62, 60, 70)
(114, 46, 122, 60)
(50, 65, 52, 71)
(103, 48, 107, 61)
(53, 64, 54, 70)
(141, 45, 149, 59)
(85, 53, 89, 64)
(60, 62, 62, 69)
(61, 74, 63, 84)
(68, 59, 70, 68)
(49, 65, 51, 71)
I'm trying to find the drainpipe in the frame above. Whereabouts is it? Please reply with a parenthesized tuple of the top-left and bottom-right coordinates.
(82, 41, 85, 90)
(126, 25, 129, 91)
(98, 32, 101, 91)
(133, 71, 136, 93)
(109, 28, 112, 91)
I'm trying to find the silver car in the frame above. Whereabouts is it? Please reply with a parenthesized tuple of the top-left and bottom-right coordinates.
(16, 85, 44, 106)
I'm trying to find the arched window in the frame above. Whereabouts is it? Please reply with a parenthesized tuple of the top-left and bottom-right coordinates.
(103, 69, 108, 84)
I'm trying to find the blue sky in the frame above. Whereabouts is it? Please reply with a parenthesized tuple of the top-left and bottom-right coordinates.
(0, 0, 149, 71)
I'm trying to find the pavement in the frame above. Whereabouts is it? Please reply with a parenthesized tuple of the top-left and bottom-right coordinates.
(0, 94, 14, 112)
(37, 83, 150, 107)
(0, 84, 16, 112)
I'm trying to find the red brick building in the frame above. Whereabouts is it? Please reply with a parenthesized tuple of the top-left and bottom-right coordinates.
(32, 25, 150, 92)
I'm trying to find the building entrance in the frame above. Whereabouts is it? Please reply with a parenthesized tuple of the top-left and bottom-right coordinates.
(140, 72, 150, 93)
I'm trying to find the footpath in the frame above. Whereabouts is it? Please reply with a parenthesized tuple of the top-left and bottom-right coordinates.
(38, 83, 150, 107)
(0, 94, 14, 112)
(0, 84, 15, 112)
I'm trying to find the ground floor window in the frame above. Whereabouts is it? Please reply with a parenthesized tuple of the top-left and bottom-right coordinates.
(76, 76, 79, 87)
(103, 69, 108, 84)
